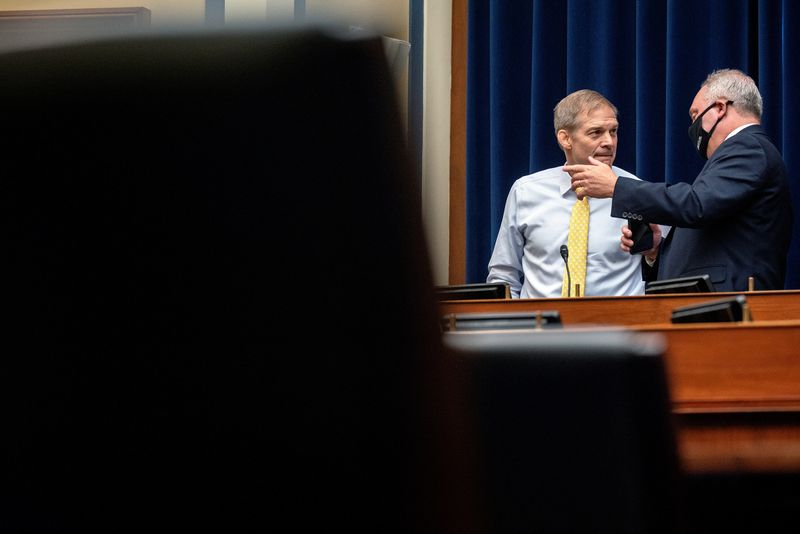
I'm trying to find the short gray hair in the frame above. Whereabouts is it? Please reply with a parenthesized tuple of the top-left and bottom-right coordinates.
(553, 89, 618, 135)
(702, 69, 762, 119)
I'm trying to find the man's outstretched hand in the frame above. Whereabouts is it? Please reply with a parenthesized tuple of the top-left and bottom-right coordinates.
(564, 156, 618, 199)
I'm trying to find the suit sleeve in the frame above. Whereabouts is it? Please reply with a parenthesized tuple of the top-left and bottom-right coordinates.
(610, 135, 767, 228)
(640, 255, 658, 282)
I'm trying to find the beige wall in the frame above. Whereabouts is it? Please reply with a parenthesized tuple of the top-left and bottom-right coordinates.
(305, 0, 407, 42)
(0, 0, 408, 39)
(422, 1, 451, 284)
(222, 0, 408, 41)
(0, 1, 206, 25)
(225, 0, 294, 22)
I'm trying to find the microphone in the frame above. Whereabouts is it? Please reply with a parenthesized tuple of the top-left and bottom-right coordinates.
(560, 245, 571, 297)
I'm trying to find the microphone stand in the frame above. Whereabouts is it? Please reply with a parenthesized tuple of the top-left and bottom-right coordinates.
(560, 245, 571, 297)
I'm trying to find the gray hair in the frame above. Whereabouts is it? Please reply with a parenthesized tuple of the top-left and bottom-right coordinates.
(553, 89, 618, 135)
(701, 69, 762, 119)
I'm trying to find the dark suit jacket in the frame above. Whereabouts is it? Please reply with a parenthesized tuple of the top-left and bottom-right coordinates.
(612, 125, 793, 291)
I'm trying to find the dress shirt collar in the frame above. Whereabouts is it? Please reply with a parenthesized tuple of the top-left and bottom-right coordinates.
(559, 164, 574, 198)
(725, 122, 759, 141)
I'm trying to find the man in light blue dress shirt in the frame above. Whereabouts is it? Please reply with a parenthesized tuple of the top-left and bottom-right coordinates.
(487, 90, 650, 298)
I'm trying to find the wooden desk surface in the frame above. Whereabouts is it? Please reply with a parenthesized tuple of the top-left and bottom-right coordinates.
(439, 290, 800, 326)
(633, 320, 800, 474)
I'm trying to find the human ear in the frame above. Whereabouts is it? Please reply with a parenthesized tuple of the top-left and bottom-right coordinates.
(557, 129, 572, 151)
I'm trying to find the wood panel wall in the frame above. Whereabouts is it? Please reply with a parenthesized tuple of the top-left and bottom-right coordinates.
(449, 0, 467, 284)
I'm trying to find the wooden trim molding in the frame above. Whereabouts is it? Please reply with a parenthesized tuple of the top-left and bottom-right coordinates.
(0, 8, 151, 52)
(0, 7, 151, 23)
(449, 0, 467, 284)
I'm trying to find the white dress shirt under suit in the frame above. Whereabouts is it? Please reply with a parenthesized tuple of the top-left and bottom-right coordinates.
(487, 165, 646, 298)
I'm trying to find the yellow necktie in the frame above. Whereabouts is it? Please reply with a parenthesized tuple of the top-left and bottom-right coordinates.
(562, 197, 589, 297)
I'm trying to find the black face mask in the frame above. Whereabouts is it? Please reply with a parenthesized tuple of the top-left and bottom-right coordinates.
(687, 100, 732, 160)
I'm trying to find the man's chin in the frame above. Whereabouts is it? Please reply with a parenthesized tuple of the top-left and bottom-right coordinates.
(594, 155, 614, 166)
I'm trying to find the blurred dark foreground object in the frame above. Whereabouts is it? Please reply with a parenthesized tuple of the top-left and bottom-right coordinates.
(445, 330, 684, 534)
(0, 28, 477, 533)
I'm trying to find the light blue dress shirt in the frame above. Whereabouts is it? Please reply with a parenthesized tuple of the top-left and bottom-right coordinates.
(487, 165, 646, 298)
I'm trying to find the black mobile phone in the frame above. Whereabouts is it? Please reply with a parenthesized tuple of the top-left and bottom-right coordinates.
(628, 219, 653, 254)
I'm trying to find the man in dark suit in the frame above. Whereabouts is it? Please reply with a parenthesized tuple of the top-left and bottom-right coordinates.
(563, 69, 793, 291)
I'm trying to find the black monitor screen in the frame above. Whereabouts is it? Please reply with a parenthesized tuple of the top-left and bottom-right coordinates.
(671, 295, 748, 323)
(645, 274, 715, 295)
(435, 283, 510, 300)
